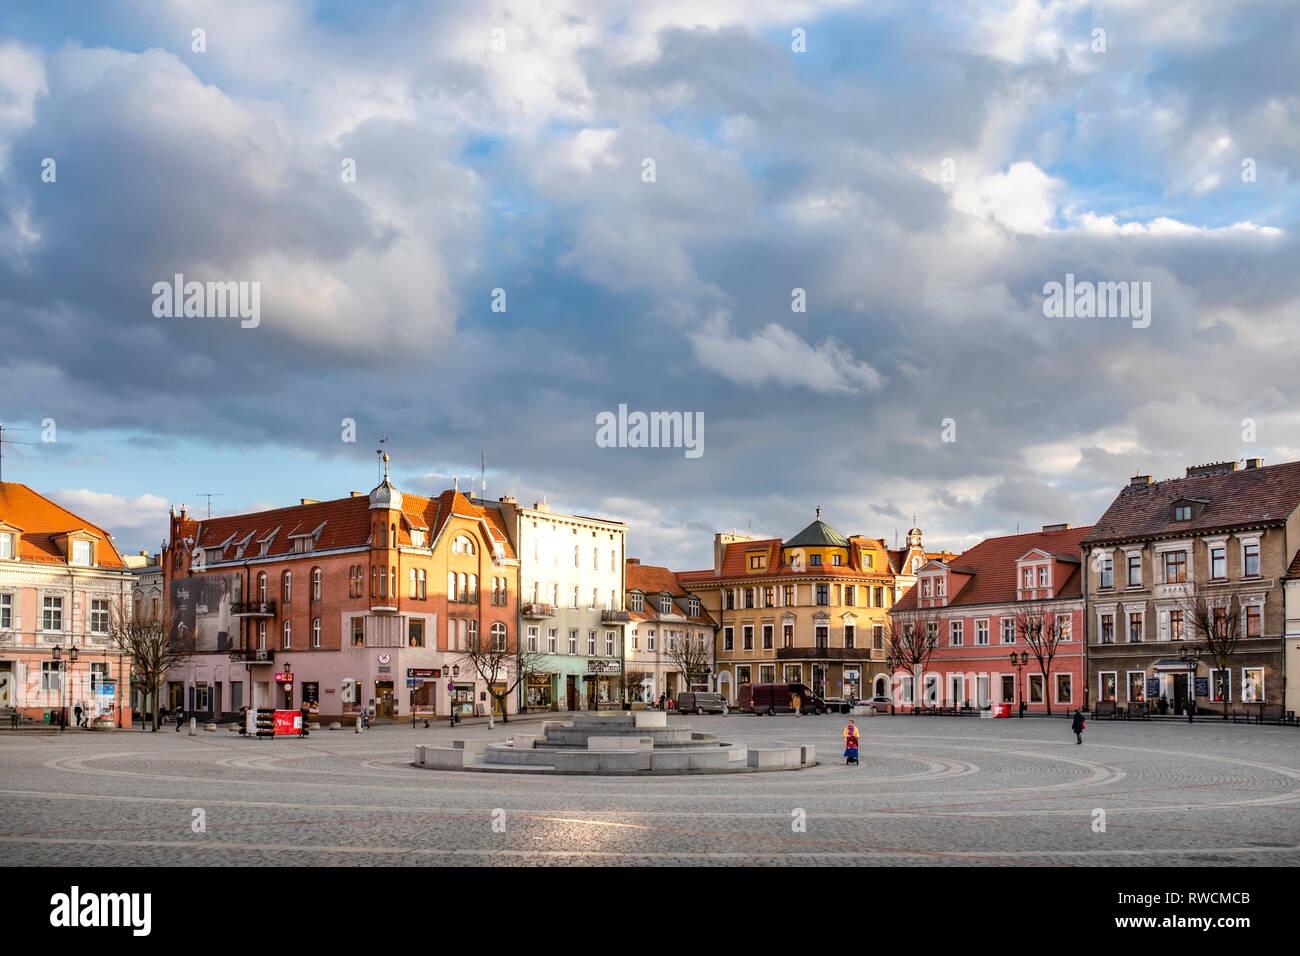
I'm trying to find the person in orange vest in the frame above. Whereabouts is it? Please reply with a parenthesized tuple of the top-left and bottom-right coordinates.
(792, 690, 802, 718)
(843, 720, 860, 765)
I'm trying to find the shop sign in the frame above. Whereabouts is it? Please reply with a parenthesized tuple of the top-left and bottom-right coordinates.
(587, 660, 621, 674)
(378, 653, 391, 665)
(407, 668, 437, 678)
(274, 672, 292, 682)
(1146, 678, 1160, 698)
(1194, 677, 1209, 697)
(377, 666, 391, 674)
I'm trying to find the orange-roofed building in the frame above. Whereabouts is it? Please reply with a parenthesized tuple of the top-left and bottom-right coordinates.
(890, 523, 1091, 714)
(162, 460, 519, 722)
(678, 511, 925, 704)
(0, 483, 134, 727)
(625, 559, 718, 701)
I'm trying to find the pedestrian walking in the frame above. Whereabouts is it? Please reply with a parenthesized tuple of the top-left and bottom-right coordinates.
(843, 720, 860, 765)
(175, 704, 185, 732)
(792, 690, 802, 718)
(73, 703, 83, 728)
(1071, 709, 1085, 745)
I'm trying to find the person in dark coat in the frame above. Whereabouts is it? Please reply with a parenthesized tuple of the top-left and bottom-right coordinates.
(1071, 709, 1085, 744)
(73, 704, 84, 728)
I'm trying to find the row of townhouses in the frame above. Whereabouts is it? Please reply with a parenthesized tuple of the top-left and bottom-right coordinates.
(3, 456, 1299, 725)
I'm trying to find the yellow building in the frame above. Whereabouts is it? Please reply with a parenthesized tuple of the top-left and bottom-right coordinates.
(679, 512, 930, 703)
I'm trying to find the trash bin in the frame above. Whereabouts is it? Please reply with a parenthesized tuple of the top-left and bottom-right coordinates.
(993, 703, 1010, 718)
(43, 710, 52, 724)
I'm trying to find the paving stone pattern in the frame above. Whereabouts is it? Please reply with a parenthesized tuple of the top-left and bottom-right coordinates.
(0, 715, 1296, 866)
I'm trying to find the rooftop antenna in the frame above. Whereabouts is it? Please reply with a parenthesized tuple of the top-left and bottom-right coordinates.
(377, 434, 390, 483)
(195, 493, 223, 519)
(481, 451, 486, 497)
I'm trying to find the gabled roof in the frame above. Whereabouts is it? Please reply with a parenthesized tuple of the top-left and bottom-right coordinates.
(1082, 460, 1300, 546)
(0, 483, 128, 569)
(893, 525, 1093, 611)
(625, 560, 717, 627)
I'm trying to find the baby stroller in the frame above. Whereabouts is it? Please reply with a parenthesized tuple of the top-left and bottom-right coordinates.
(844, 732, 860, 766)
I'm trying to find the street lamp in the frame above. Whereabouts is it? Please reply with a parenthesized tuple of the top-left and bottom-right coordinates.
(1178, 644, 1201, 724)
(1009, 651, 1029, 718)
(51, 644, 79, 730)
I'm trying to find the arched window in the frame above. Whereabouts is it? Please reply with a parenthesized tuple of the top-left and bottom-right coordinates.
(874, 676, 888, 697)
(258, 572, 267, 602)
(371, 566, 377, 597)
(468, 574, 478, 602)
(448, 572, 457, 602)
(457, 573, 468, 602)
(312, 618, 321, 648)
(312, 567, 322, 600)
(454, 535, 475, 555)
(283, 620, 292, 649)
(390, 523, 396, 546)
(282, 571, 292, 603)
(257, 621, 267, 650)
(491, 622, 507, 651)
(379, 566, 388, 598)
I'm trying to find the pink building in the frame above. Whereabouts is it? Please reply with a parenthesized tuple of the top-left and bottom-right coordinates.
(0, 483, 134, 728)
(889, 524, 1091, 714)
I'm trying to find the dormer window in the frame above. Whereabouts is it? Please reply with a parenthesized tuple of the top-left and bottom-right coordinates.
(1174, 505, 1192, 521)
(1037, 566, 1048, 587)
(659, 595, 672, 614)
(809, 554, 822, 567)
(629, 592, 644, 612)
(934, 577, 945, 597)
(1022, 568, 1033, 589)
(688, 597, 700, 616)
(922, 578, 931, 598)
(71, 540, 93, 566)
(831, 554, 842, 566)
(0, 532, 15, 560)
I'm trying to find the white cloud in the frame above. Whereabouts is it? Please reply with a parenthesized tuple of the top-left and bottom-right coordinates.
(686, 312, 884, 393)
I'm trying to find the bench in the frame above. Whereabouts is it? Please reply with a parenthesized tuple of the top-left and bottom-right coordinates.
(1093, 701, 1117, 719)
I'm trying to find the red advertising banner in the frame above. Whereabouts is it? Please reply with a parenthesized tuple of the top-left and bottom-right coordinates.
(273, 710, 303, 736)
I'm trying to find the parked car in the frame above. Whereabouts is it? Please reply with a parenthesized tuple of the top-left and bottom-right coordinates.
(676, 692, 727, 715)
(745, 682, 828, 715)
(821, 696, 853, 714)
(864, 695, 893, 713)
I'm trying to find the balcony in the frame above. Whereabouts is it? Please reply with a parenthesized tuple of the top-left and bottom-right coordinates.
(522, 602, 557, 619)
(228, 647, 274, 664)
(231, 601, 276, 617)
(775, 646, 874, 661)
(601, 609, 631, 624)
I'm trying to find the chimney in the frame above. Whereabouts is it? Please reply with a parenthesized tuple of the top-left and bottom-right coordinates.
(1042, 523, 1070, 532)
(627, 557, 640, 566)
(1186, 461, 1238, 478)
(533, 501, 551, 512)
(499, 496, 517, 504)
(1129, 475, 1152, 487)
(300, 498, 319, 505)
(350, 491, 364, 497)
(1245, 458, 1262, 469)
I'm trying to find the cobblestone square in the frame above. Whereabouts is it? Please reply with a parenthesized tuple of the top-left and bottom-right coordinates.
(1, 714, 1296, 866)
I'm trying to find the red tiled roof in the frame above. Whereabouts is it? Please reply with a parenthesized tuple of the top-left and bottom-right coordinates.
(1082, 460, 1300, 546)
(893, 526, 1093, 611)
(625, 560, 717, 627)
(187, 486, 516, 562)
(0, 483, 128, 569)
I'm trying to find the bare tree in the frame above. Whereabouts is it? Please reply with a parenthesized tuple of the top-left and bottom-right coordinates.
(454, 636, 545, 724)
(1179, 586, 1245, 718)
(108, 598, 191, 732)
(618, 668, 651, 705)
(1014, 601, 1070, 716)
(885, 606, 941, 713)
(665, 630, 712, 690)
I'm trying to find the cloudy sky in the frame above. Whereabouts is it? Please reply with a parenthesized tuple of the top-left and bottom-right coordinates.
(1, 0, 1297, 569)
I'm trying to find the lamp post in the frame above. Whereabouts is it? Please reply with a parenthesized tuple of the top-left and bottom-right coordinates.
(1010, 651, 1028, 718)
(51, 644, 79, 730)
(1179, 644, 1201, 724)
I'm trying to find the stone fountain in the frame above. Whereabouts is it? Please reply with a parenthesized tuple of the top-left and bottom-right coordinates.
(413, 711, 815, 775)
